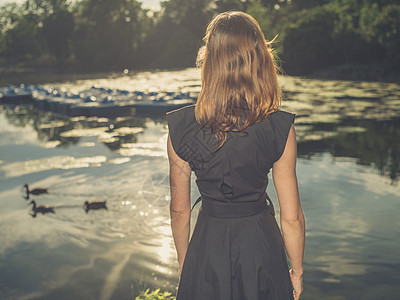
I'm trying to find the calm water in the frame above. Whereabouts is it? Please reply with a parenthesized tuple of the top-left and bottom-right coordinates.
(0, 69, 399, 300)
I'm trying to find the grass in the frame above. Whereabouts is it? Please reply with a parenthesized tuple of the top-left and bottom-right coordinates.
(132, 279, 177, 300)
(135, 288, 176, 300)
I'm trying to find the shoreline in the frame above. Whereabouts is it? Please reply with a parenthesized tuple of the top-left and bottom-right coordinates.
(1, 63, 400, 86)
(306, 63, 400, 84)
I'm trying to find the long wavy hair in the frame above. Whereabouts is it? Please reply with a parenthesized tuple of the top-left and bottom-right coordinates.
(195, 11, 282, 149)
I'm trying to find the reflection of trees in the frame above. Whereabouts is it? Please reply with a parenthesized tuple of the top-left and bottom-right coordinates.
(298, 118, 400, 183)
(102, 118, 145, 150)
(103, 133, 139, 151)
(35, 122, 80, 148)
(2, 105, 81, 147)
(0, 105, 147, 150)
(4, 105, 398, 182)
(112, 117, 146, 129)
(2, 105, 37, 127)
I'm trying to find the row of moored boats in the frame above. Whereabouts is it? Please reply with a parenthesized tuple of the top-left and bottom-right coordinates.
(0, 84, 197, 117)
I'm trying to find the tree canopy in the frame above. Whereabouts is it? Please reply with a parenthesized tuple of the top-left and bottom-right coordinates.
(0, 0, 399, 77)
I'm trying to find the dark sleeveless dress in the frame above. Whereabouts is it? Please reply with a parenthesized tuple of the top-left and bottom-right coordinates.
(166, 104, 295, 300)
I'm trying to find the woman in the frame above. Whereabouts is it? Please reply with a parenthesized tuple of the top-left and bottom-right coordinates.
(166, 11, 305, 300)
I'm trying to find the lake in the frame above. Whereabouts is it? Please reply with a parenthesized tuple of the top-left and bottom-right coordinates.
(0, 68, 399, 300)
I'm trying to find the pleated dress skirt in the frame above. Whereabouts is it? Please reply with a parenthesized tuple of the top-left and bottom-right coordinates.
(176, 194, 294, 300)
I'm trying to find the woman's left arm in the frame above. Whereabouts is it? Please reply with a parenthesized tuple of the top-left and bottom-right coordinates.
(167, 133, 192, 277)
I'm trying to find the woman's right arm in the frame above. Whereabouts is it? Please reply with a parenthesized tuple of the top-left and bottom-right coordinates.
(272, 124, 305, 300)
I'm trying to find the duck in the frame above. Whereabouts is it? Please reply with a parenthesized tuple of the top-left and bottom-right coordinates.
(84, 201, 107, 213)
(23, 184, 48, 200)
(30, 200, 55, 217)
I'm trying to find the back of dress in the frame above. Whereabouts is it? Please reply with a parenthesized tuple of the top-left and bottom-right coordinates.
(166, 104, 296, 300)
(166, 104, 295, 204)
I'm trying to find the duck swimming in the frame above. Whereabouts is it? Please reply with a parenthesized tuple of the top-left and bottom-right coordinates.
(30, 200, 55, 217)
(84, 201, 107, 213)
(23, 184, 48, 200)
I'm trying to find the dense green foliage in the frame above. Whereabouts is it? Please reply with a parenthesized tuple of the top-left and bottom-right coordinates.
(0, 0, 399, 76)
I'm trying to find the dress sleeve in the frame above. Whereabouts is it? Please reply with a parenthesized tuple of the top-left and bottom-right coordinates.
(270, 111, 296, 163)
(166, 106, 191, 162)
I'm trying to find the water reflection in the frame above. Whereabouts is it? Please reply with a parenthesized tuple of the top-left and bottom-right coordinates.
(3, 155, 108, 178)
(1, 102, 398, 182)
(0, 105, 147, 151)
(289, 152, 400, 300)
(1, 70, 400, 299)
(297, 118, 400, 183)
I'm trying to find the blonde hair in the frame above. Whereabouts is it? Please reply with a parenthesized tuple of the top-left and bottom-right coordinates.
(195, 11, 282, 149)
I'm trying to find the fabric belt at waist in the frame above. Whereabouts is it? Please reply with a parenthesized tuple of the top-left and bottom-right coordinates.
(191, 192, 272, 218)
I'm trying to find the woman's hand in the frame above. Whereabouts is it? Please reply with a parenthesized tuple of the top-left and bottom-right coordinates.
(290, 269, 303, 300)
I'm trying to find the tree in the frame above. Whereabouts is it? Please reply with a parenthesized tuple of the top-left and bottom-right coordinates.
(73, 0, 145, 70)
(1, 10, 43, 61)
(138, 0, 214, 68)
(372, 4, 400, 63)
(215, 0, 246, 12)
(282, 6, 338, 74)
(42, 5, 74, 65)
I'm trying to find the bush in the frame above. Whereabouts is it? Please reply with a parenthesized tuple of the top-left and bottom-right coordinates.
(282, 6, 338, 74)
(372, 4, 400, 63)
